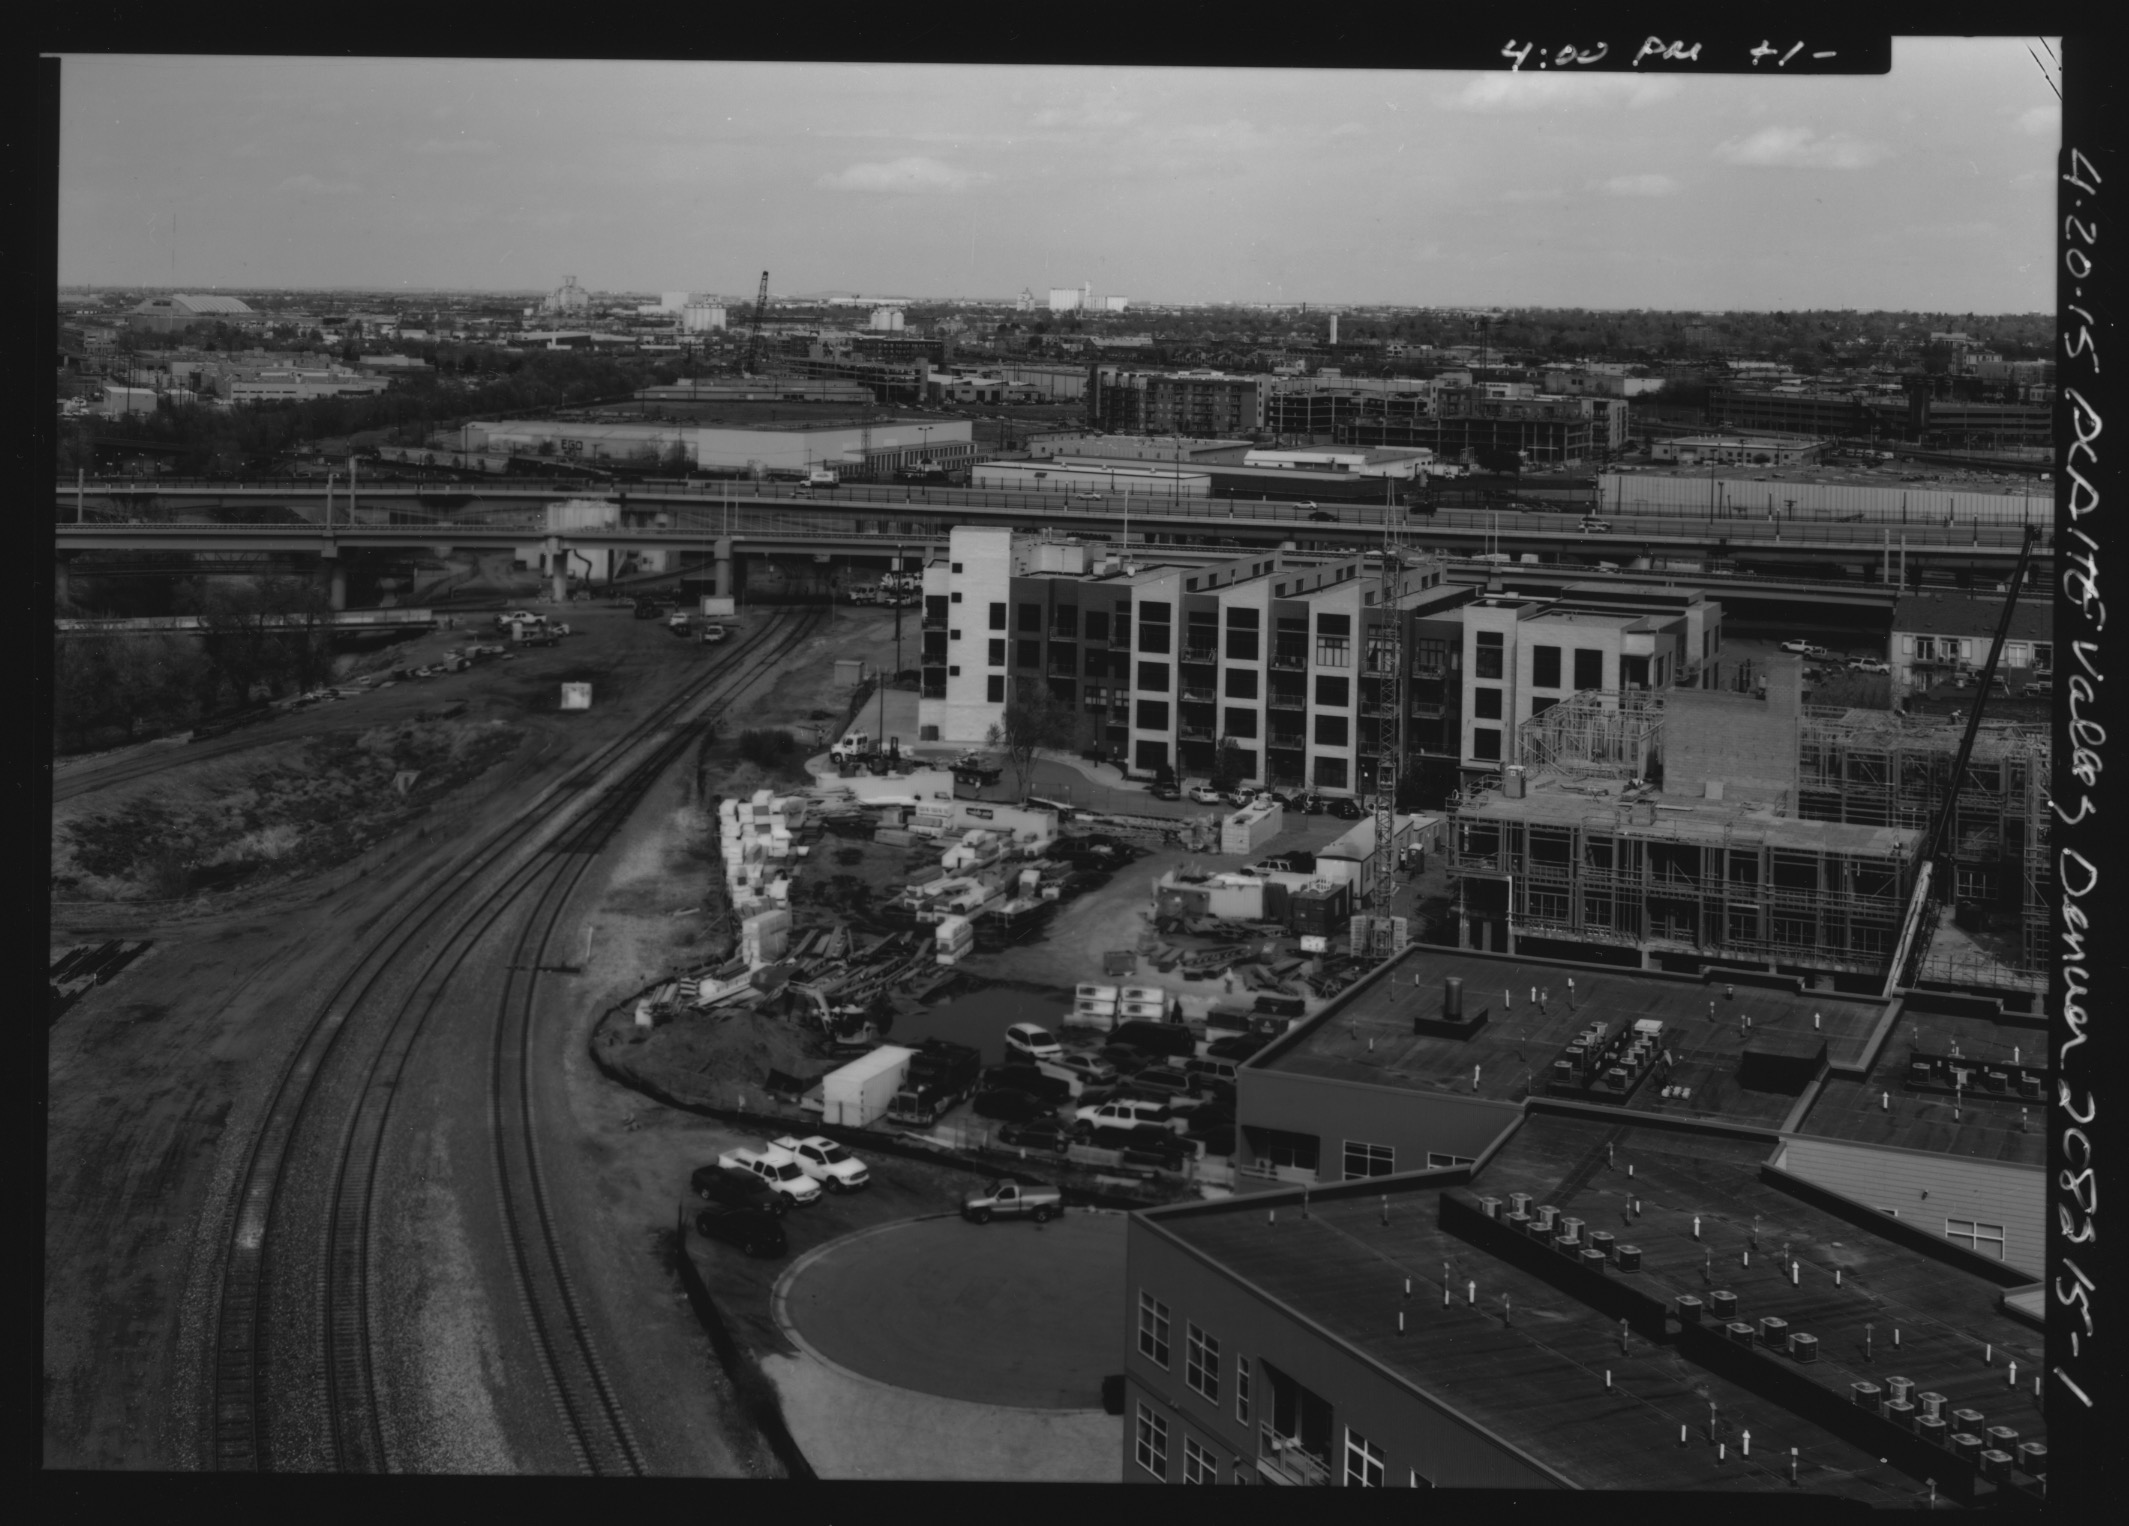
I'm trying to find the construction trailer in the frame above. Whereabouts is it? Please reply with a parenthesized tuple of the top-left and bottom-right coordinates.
(1796, 708, 2050, 984)
(1448, 773, 1923, 979)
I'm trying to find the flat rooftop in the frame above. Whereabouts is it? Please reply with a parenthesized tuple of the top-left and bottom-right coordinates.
(1458, 777, 1921, 856)
(1149, 1113, 2042, 1496)
(1796, 1006, 2047, 1167)
(1259, 947, 1893, 1132)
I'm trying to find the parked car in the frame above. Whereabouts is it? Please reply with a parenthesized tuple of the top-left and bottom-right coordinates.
(717, 1145, 823, 1205)
(1128, 1064, 1195, 1097)
(769, 1135, 871, 1192)
(1182, 1105, 1237, 1148)
(1856, 659, 1891, 674)
(1779, 639, 1812, 654)
(1038, 1054, 1118, 1091)
(693, 1204, 787, 1258)
(982, 1063, 1074, 1104)
(960, 1178, 1063, 1224)
(1578, 518, 1613, 534)
(1205, 1033, 1270, 1062)
(1183, 1056, 1241, 1098)
(1074, 1096, 1186, 1135)
(971, 1086, 1051, 1124)
(1149, 781, 1183, 801)
(1187, 785, 1226, 805)
(1111, 1020, 1195, 1058)
(1296, 793, 1328, 815)
(496, 609, 546, 629)
(1327, 796, 1367, 821)
(667, 612, 693, 634)
(1004, 1022, 1063, 1063)
(690, 1164, 791, 1217)
(997, 1117, 1074, 1154)
(1308, 509, 1337, 522)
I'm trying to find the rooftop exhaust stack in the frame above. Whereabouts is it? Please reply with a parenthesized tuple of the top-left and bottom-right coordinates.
(1443, 976, 1463, 1022)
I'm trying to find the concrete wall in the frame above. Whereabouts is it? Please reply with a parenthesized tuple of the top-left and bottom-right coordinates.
(1774, 1135, 2044, 1277)
(1125, 1207, 1562, 1486)
(1663, 659, 1802, 800)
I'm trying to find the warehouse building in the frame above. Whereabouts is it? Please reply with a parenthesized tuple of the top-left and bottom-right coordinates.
(969, 460, 1212, 498)
(1651, 432, 1826, 468)
(1120, 943, 2048, 1496)
(461, 416, 972, 476)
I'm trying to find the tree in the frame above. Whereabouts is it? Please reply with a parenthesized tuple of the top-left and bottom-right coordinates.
(1209, 736, 1246, 794)
(985, 680, 1077, 799)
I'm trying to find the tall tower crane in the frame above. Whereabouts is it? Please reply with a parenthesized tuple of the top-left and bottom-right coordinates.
(747, 270, 770, 373)
(1368, 513, 1411, 915)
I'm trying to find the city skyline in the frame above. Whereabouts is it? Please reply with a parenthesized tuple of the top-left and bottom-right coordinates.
(61, 43, 2060, 311)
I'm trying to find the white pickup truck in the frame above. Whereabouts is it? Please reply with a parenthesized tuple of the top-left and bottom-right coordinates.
(770, 1134, 871, 1192)
(717, 1145, 823, 1205)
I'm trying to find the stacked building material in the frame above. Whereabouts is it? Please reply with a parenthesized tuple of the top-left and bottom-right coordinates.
(717, 789, 810, 913)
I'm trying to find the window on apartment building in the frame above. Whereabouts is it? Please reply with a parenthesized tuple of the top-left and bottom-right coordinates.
(1414, 638, 1448, 674)
(1315, 612, 1351, 668)
(1426, 1153, 1476, 1170)
(2035, 643, 2054, 668)
(1574, 649, 1604, 689)
(1530, 696, 1558, 719)
(1344, 1429, 1385, 1487)
(986, 675, 1005, 703)
(1135, 1404, 1169, 1479)
(1531, 645, 1562, 688)
(1181, 1434, 1215, 1484)
(1313, 756, 1349, 789)
(1945, 1219, 2007, 1259)
(1473, 688, 1503, 720)
(1226, 625, 1259, 662)
(1138, 661, 1171, 691)
(951, 592, 963, 603)
(1315, 675, 1349, 708)
(1139, 618, 1171, 655)
(1472, 727, 1502, 762)
(1342, 1141, 1395, 1179)
(1137, 700, 1170, 731)
(1224, 668, 1259, 699)
(1236, 1357, 1252, 1424)
(1017, 639, 1041, 669)
(989, 601, 1007, 630)
(1314, 714, 1348, 747)
(1249, 1127, 1320, 1174)
(1475, 630, 1504, 680)
(1053, 606, 1078, 635)
(1085, 610, 1110, 642)
(1224, 708, 1259, 739)
(988, 639, 1006, 667)
(1186, 1324, 1221, 1404)
(1017, 602, 1042, 632)
(951, 562, 963, 573)
(1137, 1290, 1172, 1367)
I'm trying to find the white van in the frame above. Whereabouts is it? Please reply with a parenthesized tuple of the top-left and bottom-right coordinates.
(1004, 1022, 1063, 1063)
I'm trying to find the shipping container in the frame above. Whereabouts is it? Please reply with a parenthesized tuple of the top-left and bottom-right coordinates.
(819, 1045, 917, 1128)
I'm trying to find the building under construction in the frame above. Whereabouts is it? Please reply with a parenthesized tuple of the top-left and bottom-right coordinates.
(1797, 708, 2049, 987)
(1447, 662, 1928, 987)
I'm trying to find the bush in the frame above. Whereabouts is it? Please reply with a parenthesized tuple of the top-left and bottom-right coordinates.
(736, 728, 798, 768)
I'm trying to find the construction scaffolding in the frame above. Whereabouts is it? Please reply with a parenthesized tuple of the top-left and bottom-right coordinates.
(1796, 707, 2049, 981)
(1513, 689, 1665, 782)
(1448, 777, 1921, 977)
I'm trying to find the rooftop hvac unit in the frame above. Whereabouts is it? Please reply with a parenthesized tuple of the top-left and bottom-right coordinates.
(1915, 1415, 1948, 1446)
(1479, 1196, 1502, 1219)
(1709, 1289, 1738, 1320)
(1986, 1425, 2021, 1452)
(1952, 1407, 1986, 1433)
(1918, 1392, 1947, 1421)
(2017, 1441, 2047, 1476)
(1851, 1381, 1883, 1414)
(1615, 1244, 1642, 1271)
(1533, 1203, 1559, 1232)
(1789, 1333, 1818, 1366)
(1885, 1400, 1917, 1429)
(1980, 1448, 2015, 1481)
(1559, 1216, 1584, 1245)
(1588, 1230, 1616, 1259)
(1676, 1294, 1705, 1323)
(1580, 1247, 1607, 1273)
(1553, 1234, 1579, 1258)
(1508, 1191, 1532, 1216)
(1727, 1320, 1757, 1346)
(1758, 1316, 1789, 1348)
(1887, 1377, 1915, 1406)
(1949, 1432, 1983, 1464)
(1505, 1210, 1533, 1234)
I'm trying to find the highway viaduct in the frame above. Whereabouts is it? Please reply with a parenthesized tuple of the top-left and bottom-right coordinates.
(54, 479, 2046, 616)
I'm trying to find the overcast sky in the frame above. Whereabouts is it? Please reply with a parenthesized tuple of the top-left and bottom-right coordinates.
(58, 41, 2061, 311)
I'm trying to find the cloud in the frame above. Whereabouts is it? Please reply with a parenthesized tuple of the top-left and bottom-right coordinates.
(815, 156, 988, 193)
(1030, 100, 1138, 130)
(410, 137, 498, 155)
(2014, 104, 2059, 136)
(1436, 74, 1682, 112)
(1326, 121, 1368, 139)
(1499, 187, 1562, 203)
(1712, 127, 1891, 169)
(271, 172, 362, 196)
(1598, 173, 1678, 197)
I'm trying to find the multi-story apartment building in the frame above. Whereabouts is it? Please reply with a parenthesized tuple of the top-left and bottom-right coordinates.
(1088, 367, 1271, 436)
(916, 527, 1471, 796)
(1457, 585, 1723, 775)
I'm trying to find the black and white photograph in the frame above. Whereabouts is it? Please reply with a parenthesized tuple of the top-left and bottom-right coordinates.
(44, 37, 2101, 1499)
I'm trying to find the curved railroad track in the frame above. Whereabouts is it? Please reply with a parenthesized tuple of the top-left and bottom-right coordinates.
(210, 608, 825, 1471)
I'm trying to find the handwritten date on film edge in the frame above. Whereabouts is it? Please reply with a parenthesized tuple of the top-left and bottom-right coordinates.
(1500, 40, 1843, 70)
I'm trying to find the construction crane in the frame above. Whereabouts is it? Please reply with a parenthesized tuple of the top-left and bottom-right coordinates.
(1368, 512, 1411, 916)
(746, 270, 770, 374)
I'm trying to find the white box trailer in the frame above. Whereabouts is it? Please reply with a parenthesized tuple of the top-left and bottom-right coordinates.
(819, 1044, 917, 1128)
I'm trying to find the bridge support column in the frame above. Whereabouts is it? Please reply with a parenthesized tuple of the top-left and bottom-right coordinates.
(714, 537, 734, 599)
(545, 535, 567, 602)
(55, 554, 72, 612)
(329, 561, 348, 612)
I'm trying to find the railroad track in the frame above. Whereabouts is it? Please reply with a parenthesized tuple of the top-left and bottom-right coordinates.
(210, 608, 825, 1471)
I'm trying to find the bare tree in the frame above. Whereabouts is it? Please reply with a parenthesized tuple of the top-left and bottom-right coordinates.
(985, 680, 1077, 799)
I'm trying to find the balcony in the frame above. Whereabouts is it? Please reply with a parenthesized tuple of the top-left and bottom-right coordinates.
(1047, 657, 1080, 677)
(1257, 1425, 1333, 1487)
(1179, 723, 1215, 741)
(1268, 692, 1307, 711)
(1180, 687, 1217, 705)
(1270, 650, 1308, 670)
(1269, 734, 1306, 751)
(1412, 663, 1445, 680)
(1360, 700, 1397, 719)
(1181, 645, 1219, 664)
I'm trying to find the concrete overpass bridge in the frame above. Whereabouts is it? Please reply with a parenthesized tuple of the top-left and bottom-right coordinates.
(55, 478, 2046, 610)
